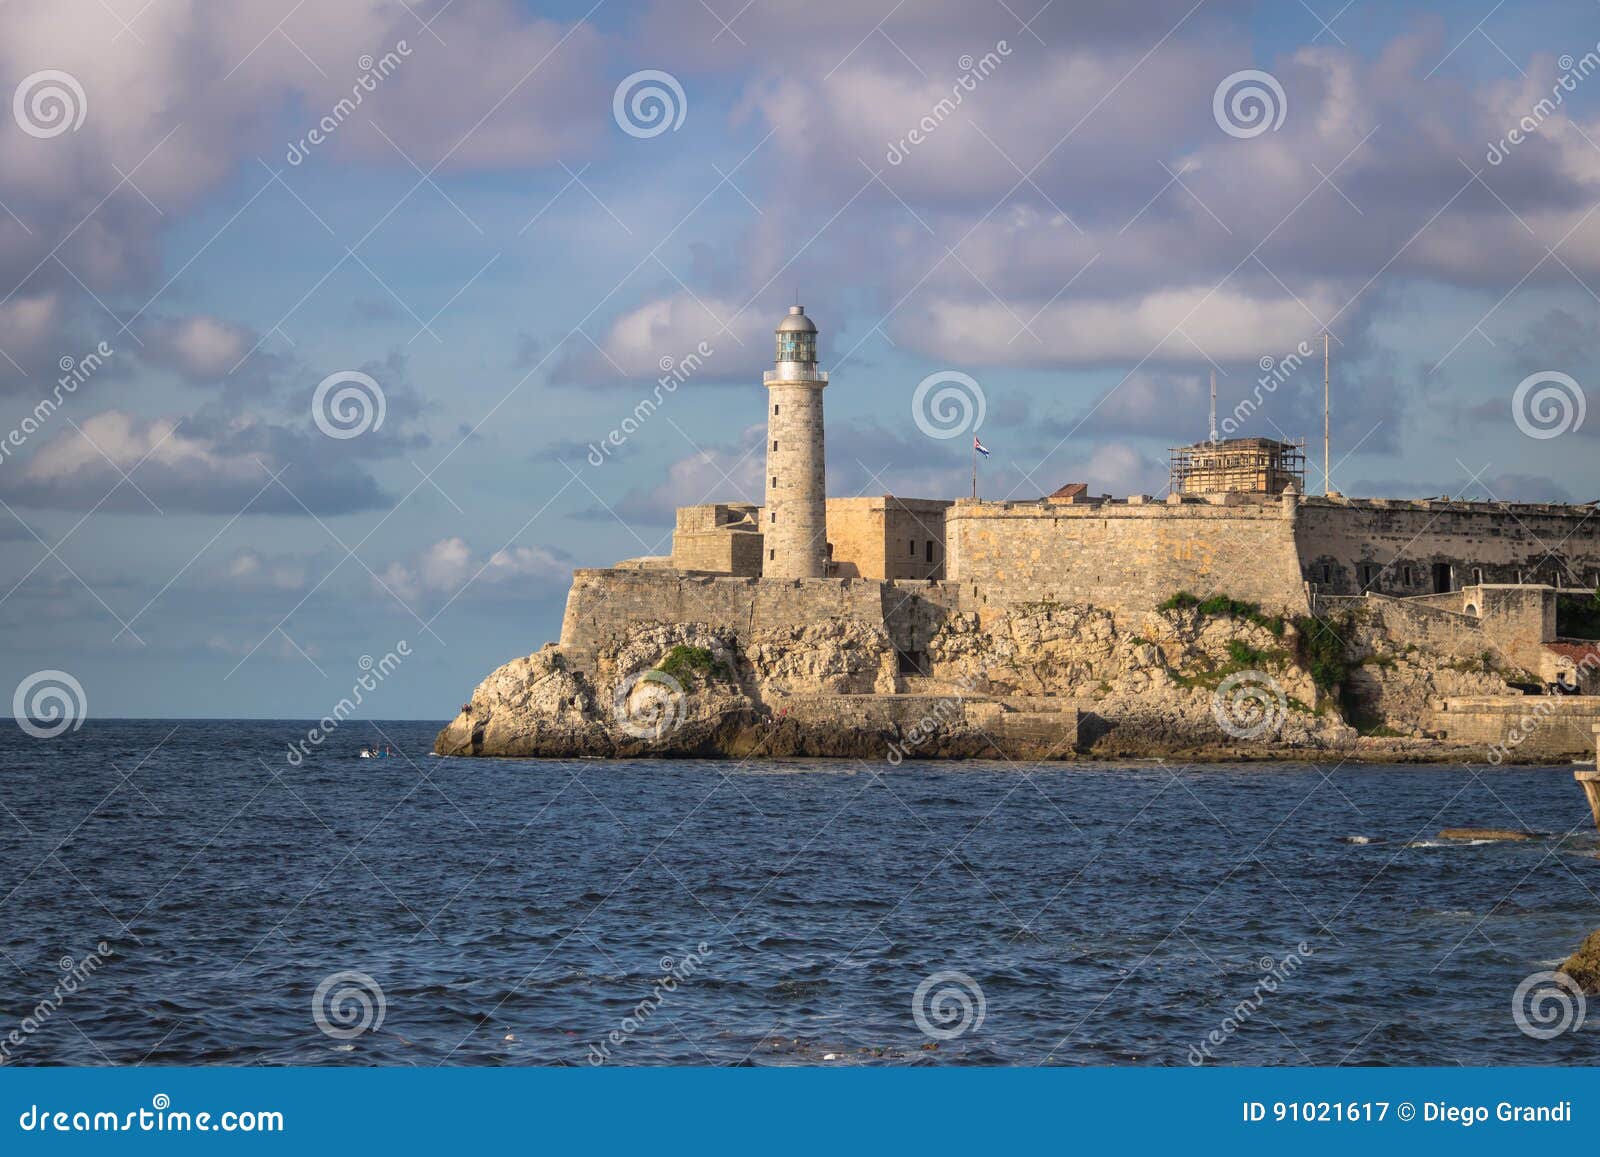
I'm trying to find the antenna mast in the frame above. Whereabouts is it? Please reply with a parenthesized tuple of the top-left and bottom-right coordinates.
(1322, 330, 1331, 495)
(1208, 368, 1218, 443)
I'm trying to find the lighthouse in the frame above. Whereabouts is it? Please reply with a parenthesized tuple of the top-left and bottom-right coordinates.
(763, 305, 829, 578)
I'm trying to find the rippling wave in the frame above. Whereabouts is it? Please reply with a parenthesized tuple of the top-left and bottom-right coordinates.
(0, 721, 1595, 1066)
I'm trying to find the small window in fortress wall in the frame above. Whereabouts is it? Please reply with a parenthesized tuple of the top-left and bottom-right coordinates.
(909, 539, 916, 557)
(768, 549, 775, 561)
(772, 440, 778, 451)
(926, 541, 934, 563)
(770, 512, 776, 523)
(773, 404, 779, 415)
(1473, 568, 1484, 585)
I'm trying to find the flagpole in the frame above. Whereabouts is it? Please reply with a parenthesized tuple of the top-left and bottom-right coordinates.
(971, 439, 977, 501)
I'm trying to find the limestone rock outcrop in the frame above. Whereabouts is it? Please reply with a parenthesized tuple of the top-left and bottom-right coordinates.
(1561, 929, 1600, 994)
(436, 596, 1386, 760)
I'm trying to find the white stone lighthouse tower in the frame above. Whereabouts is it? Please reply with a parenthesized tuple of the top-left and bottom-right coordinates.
(763, 305, 829, 578)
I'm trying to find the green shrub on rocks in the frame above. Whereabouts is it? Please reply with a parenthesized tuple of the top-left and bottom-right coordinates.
(655, 644, 733, 684)
(1291, 613, 1352, 698)
(1159, 591, 1286, 637)
(1161, 590, 1354, 705)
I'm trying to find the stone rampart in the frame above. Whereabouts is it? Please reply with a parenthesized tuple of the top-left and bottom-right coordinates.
(943, 497, 1308, 618)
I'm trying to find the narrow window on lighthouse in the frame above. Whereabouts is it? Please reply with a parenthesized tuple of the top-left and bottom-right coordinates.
(773, 405, 779, 415)
(772, 440, 778, 451)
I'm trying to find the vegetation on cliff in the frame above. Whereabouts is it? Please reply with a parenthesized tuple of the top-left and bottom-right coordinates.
(1158, 590, 1353, 711)
(656, 643, 734, 684)
(1556, 588, 1600, 639)
(1158, 591, 1285, 637)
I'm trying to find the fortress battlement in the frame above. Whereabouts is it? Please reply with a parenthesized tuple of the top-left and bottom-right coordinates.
(441, 302, 1600, 763)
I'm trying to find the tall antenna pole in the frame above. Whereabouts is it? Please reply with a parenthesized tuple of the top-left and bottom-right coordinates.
(1323, 330, 1331, 495)
(1208, 368, 1218, 443)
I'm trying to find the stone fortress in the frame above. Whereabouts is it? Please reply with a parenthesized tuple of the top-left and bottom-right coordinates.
(437, 306, 1600, 762)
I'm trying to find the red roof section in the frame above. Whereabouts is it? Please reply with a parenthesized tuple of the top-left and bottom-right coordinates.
(1546, 640, 1600, 665)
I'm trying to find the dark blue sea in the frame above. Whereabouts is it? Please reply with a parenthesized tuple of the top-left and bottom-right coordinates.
(1, 720, 1596, 1066)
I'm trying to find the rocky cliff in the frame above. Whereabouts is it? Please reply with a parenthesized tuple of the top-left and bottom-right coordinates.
(433, 593, 1519, 761)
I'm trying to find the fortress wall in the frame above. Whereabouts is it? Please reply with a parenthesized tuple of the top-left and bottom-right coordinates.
(825, 498, 952, 580)
(825, 499, 887, 580)
(1317, 593, 1488, 663)
(880, 500, 952, 580)
(882, 580, 962, 654)
(1428, 697, 1600, 759)
(670, 529, 763, 576)
(1294, 500, 1600, 596)
(558, 570, 954, 657)
(1469, 585, 1558, 671)
(1316, 585, 1557, 675)
(943, 500, 1308, 617)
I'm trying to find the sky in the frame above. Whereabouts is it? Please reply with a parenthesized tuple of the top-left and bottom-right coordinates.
(0, 0, 1598, 720)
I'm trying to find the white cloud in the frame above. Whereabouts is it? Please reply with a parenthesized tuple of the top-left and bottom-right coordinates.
(909, 284, 1341, 367)
(377, 536, 571, 606)
(560, 293, 763, 384)
(141, 315, 253, 381)
(2, 409, 390, 513)
(214, 548, 310, 592)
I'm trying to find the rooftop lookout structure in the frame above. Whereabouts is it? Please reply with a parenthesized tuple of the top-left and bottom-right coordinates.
(1169, 436, 1307, 497)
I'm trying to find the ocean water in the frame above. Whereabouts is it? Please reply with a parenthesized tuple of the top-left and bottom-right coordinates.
(0, 719, 1596, 1067)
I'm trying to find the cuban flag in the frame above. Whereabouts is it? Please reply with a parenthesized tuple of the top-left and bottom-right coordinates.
(974, 437, 990, 457)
